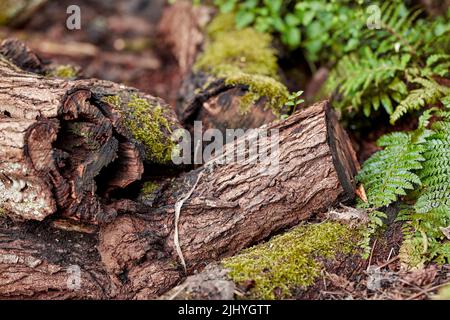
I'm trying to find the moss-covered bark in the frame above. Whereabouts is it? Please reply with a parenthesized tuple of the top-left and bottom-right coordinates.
(193, 13, 289, 115)
(101, 91, 177, 165)
(223, 222, 360, 299)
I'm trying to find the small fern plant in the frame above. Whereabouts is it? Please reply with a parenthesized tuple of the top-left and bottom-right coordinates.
(327, 2, 450, 124)
(358, 95, 450, 266)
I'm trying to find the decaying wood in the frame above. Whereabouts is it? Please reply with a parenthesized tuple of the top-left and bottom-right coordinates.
(0, 36, 359, 299)
(0, 99, 358, 299)
(0, 39, 181, 224)
(0, 218, 114, 299)
(97, 101, 359, 298)
(176, 76, 278, 135)
(160, 264, 236, 300)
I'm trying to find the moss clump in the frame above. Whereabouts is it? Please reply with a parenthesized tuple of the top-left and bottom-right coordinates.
(47, 64, 78, 79)
(101, 95, 122, 109)
(194, 13, 289, 115)
(205, 12, 236, 39)
(126, 94, 174, 163)
(222, 222, 358, 299)
(101, 94, 175, 163)
(138, 181, 160, 206)
(141, 181, 159, 195)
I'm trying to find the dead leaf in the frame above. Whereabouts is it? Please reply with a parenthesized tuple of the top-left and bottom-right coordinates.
(404, 265, 438, 287)
(356, 184, 368, 203)
(440, 226, 450, 240)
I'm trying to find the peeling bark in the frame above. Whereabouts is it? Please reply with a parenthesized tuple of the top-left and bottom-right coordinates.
(1, 100, 358, 299)
(0, 39, 182, 224)
(0, 39, 359, 300)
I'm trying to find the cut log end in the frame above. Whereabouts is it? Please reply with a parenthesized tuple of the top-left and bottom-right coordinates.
(0, 38, 361, 300)
(325, 103, 360, 202)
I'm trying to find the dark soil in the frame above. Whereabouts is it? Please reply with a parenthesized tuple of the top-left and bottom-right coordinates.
(294, 221, 448, 300)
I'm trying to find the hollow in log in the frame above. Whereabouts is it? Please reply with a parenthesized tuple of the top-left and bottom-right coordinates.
(0, 40, 182, 224)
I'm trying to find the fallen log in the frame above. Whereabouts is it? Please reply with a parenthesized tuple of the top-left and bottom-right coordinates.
(0, 100, 358, 299)
(0, 40, 182, 224)
(97, 100, 359, 298)
(0, 218, 114, 299)
(161, 206, 369, 300)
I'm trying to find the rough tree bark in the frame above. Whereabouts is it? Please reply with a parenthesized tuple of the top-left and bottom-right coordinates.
(97, 100, 359, 298)
(0, 39, 182, 224)
(0, 99, 359, 299)
(0, 218, 114, 299)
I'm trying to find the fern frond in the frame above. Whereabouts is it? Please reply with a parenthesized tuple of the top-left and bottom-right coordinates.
(415, 123, 450, 218)
(328, 50, 412, 116)
(357, 132, 425, 208)
(426, 54, 450, 77)
(372, 2, 422, 56)
(390, 78, 449, 124)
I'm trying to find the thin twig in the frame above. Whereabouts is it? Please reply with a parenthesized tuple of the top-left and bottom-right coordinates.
(366, 239, 378, 271)
(378, 256, 399, 269)
(386, 247, 395, 262)
(167, 281, 189, 300)
(406, 283, 449, 300)
(174, 170, 205, 273)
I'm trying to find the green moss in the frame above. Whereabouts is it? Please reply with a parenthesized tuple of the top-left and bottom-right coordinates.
(222, 222, 359, 299)
(101, 93, 175, 163)
(67, 122, 100, 150)
(194, 13, 289, 115)
(0, 0, 21, 25)
(47, 65, 78, 79)
(138, 181, 161, 206)
(141, 181, 159, 195)
(125, 95, 174, 163)
(225, 72, 289, 115)
(101, 95, 122, 109)
(206, 12, 237, 39)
